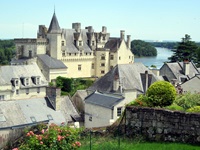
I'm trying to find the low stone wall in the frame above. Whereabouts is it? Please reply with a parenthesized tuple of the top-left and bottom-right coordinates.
(125, 106, 200, 144)
(0, 128, 24, 149)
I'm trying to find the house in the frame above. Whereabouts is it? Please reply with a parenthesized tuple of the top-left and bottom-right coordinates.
(71, 90, 88, 115)
(0, 63, 48, 101)
(37, 54, 68, 81)
(88, 63, 160, 98)
(179, 74, 200, 93)
(160, 61, 199, 84)
(84, 91, 127, 128)
(14, 11, 134, 79)
(0, 64, 82, 148)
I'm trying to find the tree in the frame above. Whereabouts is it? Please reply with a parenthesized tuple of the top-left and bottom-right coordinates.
(168, 34, 198, 63)
(131, 40, 157, 57)
(146, 81, 176, 107)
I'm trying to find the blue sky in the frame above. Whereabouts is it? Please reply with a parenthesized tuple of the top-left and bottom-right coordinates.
(1, 0, 200, 41)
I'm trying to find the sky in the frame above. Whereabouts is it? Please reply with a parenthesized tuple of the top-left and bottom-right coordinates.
(1, 0, 200, 41)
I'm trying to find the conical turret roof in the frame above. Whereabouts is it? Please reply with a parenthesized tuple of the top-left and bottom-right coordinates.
(48, 12, 61, 33)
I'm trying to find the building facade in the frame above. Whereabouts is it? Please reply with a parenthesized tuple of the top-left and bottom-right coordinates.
(14, 12, 134, 79)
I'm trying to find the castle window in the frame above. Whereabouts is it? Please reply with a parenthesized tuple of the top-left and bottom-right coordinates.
(78, 65, 82, 71)
(86, 53, 87, 55)
(62, 51, 65, 57)
(110, 55, 114, 60)
(117, 107, 122, 116)
(36, 77, 40, 85)
(119, 56, 121, 60)
(75, 53, 77, 56)
(25, 78, 29, 86)
(62, 41, 64, 46)
(16, 80, 19, 86)
(101, 70, 105, 74)
(69, 53, 71, 56)
(16, 89, 19, 95)
(129, 56, 131, 59)
(79, 41, 82, 46)
(92, 63, 94, 69)
(0, 95, 5, 101)
(110, 66, 113, 70)
(101, 63, 105, 67)
(101, 56, 105, 60)
(92, 41, 95, 46)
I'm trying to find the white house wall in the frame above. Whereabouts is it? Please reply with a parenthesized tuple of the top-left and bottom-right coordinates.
(85, 103, 112, 128)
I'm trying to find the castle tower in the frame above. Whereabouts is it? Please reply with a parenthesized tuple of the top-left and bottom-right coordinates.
(47, 12, 62, 59)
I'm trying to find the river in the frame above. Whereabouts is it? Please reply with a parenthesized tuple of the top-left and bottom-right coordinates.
(134, 47, 174, 68)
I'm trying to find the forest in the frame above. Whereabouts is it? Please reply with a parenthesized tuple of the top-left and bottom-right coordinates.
(0, 39, 15, 65)
(131, 40, 157, 57)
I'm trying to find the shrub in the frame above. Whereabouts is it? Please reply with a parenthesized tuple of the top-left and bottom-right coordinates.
(174, 92, 200, 110)
(186, 106, 200, 113)
(146, 81, 176, 107)
(165, 103, 184, 111)
(14, 123, 82, 150)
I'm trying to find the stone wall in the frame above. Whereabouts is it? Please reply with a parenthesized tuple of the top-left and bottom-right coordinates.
(125, 106, 200, 144)
(0, 128, 24, 149)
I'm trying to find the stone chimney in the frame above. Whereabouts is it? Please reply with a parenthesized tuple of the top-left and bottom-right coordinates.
(46, 87, 61, 111)
(144, 70, 148, 93)
(86, 26, 93, 33)
(127, 35, 131, 49)
(72, 23, 81, 32)
(113, 74, 119, 91)
(183, 60, 190, 75)
(120, 30, 125, 40)
(102, 26, 107, 33)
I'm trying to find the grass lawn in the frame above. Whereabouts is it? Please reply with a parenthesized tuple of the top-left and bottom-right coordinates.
(79, 136, 200, 150)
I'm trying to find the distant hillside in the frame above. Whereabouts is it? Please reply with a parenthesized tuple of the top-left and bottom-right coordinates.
(131, 40, 157, 57)
(149, 41, 200, 49)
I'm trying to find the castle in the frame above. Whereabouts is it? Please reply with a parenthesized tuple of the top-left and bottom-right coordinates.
(14, 12, 134, 81)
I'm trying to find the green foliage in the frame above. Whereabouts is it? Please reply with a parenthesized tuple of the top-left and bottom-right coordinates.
(0, 39, 15, 65)
(146, 81, 176, 107)
(55, 77, 94, 96)
(148, 42, 178, 49)
(131, 40, 157, 57)
(79, 136, 199, 150)
(174, 92, 200, 110)
(165, 103, 184, 111)
(14, 123, 81, 150)
(186, 106, 200, 113)
(168, 34, 199, 63)
(128, 95, 149, 107)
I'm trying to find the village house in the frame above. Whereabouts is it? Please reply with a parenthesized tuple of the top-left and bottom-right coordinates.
(13, 12, 134, 81)
(0, 64, 82, 148)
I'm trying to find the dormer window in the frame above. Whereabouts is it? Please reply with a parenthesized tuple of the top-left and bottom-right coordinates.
(11, 78, 19, 87)
(32, 76, 40, 85)
(79, 41, 82, 46)
(25, 78, 29, 86)
(16, 80, 19, 86)
(92, 41, 95, 46)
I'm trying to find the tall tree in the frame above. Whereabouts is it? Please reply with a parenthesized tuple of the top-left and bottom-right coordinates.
(168, 34, 198, 62)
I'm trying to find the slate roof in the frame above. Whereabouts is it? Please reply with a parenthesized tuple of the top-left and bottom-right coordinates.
(160, 62, 199, 81)
(104, 38, 122, 52)
(72, 90, 88, 101)
(85, 91, 124, 109)
(181, 75, 200, 93)
(62, 29, 92, 53)
(48, 12, 61, 33)
(0, 63, 48, 85)
(37, 54, 67, 69)
(88, 63, 159, 93)
(0, 96, 81, 128)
